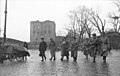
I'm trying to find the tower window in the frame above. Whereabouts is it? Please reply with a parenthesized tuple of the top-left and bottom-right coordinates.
(33, 31, 35, 34)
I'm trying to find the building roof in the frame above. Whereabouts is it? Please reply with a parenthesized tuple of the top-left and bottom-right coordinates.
(31, 20, 55, 24)
(105, 32, 120, 37)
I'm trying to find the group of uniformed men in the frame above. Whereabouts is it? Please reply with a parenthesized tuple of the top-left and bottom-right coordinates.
(83, 33, 111, 62)
(39, 33, 111, 62)
(39, 37, 79, 62)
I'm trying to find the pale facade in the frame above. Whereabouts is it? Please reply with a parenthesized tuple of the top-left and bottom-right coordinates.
(30, 20, 56, 42)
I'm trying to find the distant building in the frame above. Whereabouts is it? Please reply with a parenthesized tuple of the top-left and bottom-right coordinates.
(105, 31, 120, 49)
(30, 20, 56, 43)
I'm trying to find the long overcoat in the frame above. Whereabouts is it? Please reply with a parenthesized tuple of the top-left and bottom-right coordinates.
(71, 41, 79, 57)
(100, 37, 109, 56)
(61, 41, 69, 56)
(49, 40, 56, 56)
(89, 37, 101, 57)
(39, 41, 47, 56)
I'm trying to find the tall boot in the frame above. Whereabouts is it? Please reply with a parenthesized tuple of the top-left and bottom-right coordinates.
(66, 56, 69, 61)
(103, 56, 106, 62)
(44, 55, 46, 60)
(93, 56, 96, 63)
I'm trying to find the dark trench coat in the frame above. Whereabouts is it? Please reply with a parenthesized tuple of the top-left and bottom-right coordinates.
(61, 41, 69, 56)
(39, 41, 47, 56)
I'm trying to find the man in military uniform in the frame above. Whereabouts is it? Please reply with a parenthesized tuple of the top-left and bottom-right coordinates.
(83, 38, 90, 59)
(71, 37, 79, 62)
(89, 33, 100, 62)
(100, 33, 109, 62)
(39, 38, 47, 61)
(60, 37, 69, 61)
(49, 38, 56, 61)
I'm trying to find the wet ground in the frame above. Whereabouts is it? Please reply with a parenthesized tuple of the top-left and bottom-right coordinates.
(0, 50, 120, 76)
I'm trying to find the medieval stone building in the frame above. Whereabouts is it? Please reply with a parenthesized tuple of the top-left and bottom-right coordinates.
(30, 20, 56, 43)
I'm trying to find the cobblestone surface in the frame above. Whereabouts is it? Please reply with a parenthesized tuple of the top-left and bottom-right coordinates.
(0, 50, 120, 76)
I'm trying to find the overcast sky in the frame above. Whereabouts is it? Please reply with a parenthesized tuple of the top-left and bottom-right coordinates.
(0, 0, 117, 42)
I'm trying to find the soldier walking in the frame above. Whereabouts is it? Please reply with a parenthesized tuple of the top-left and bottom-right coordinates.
(60, 37, 69, 61)
(83, 38, 90, 59)
(100, 33, 109, 62)
(89, 33, 100, 62)
(71, 37, 79, 62)
(39, 38, 47, 61)
(49, 38, 56, 61)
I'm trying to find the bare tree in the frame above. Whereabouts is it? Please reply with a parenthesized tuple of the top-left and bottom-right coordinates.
(67, 5, 108, 42)
(114, 0, 120, 11)
(108, 0, 120, 32)
(56, 30, 67, 36)
(88, 10, 106, 35)
(67, 6, 94, 43)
